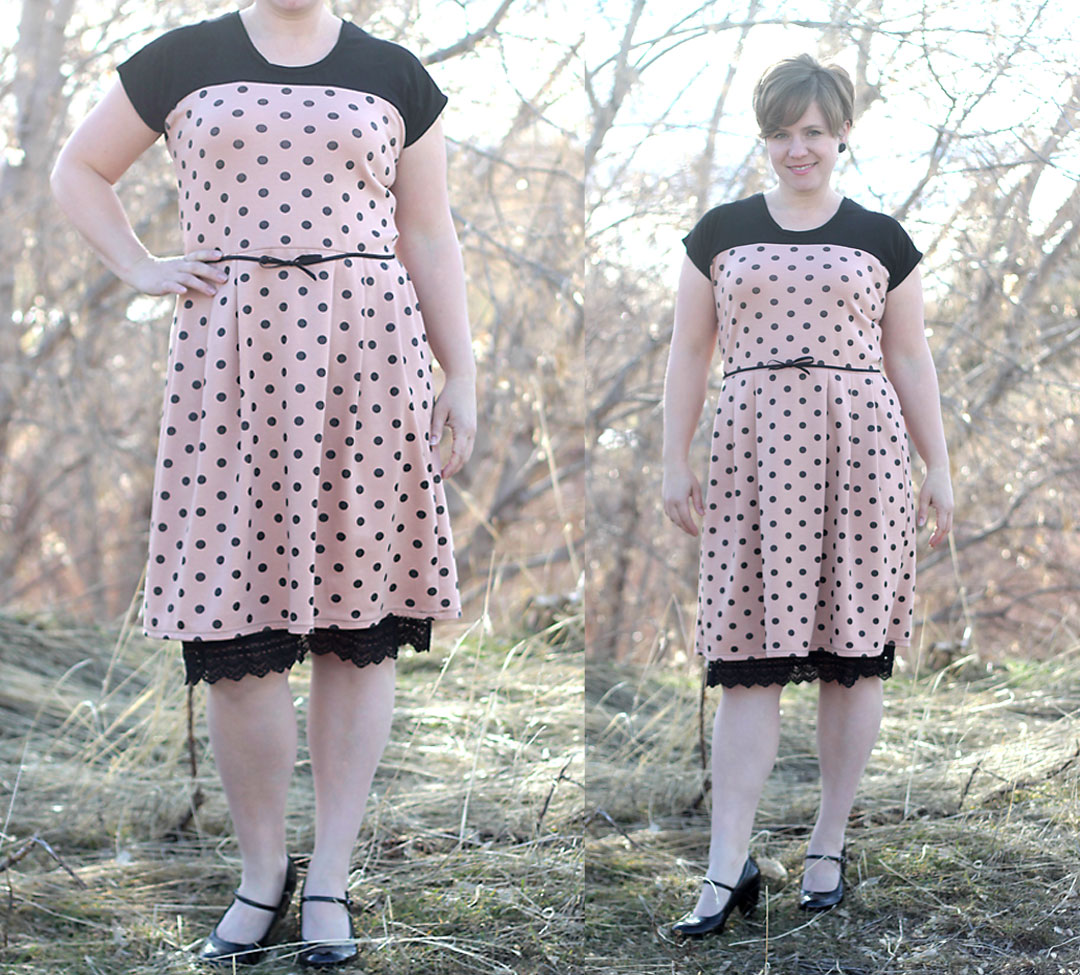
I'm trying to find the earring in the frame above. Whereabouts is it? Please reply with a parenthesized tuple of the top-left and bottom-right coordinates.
(839, 142, 847, 153)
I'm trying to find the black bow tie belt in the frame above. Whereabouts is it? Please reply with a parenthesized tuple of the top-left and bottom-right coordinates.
(206, 251, 396, 281)
(724, 354, 881, 379)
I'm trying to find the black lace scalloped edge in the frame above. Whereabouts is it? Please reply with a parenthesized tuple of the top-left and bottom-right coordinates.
(182, 615, 433, 685)
(706, 643, 895, 688)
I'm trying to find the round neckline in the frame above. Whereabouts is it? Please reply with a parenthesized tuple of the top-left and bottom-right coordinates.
(758, 193, 848, 234)
(233, 10, 346, 70)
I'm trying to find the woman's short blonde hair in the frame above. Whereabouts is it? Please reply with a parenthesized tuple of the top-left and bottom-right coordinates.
(753, 54, 855, 138)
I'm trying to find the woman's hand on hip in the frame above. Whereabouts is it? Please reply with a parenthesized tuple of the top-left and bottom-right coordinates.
(918, 465, 954, 548)
(430, 375, 476, 478)
(124, 249, 229, 297)
(663, 461, 705, 537)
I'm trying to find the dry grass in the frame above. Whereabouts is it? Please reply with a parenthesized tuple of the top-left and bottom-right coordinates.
(586, 648, 1080, 975)
(0, 610, 583, 974)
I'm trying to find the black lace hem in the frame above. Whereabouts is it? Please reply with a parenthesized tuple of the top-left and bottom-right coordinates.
(182, 616, 433, 685)
(706, 643, 895, 689)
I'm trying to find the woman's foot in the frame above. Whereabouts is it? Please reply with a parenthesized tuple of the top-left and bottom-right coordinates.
(298, 876, 357, 967)
(799, 844, 847, 910)
(200, 855, 297, 965)
(300, 893, 354, 944)
(212, 855, 293, 944)
(671, 856, 760, 937)
(691, 851, 747, 917)
(801, 852, 842, 893)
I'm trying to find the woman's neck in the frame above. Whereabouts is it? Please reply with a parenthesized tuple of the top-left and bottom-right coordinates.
(240, 2, 340, 62)
(763, 186, 843, 231)
(766, 184, 842, 215)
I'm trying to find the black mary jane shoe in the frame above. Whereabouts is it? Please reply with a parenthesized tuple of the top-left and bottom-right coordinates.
(297, 889, 358, 968)
(799, 847, 846, 911)
(670, 855, 761, 937)
(199, 856, 298, 966)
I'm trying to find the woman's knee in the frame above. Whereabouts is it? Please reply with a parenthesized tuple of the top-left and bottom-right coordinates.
(205, 668, 292, 703)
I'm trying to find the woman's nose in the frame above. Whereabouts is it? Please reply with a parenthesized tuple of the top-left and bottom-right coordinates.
(788, 137, 808, 157)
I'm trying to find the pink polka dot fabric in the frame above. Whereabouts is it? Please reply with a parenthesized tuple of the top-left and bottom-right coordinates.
(117, 17, 462, 644)
(683, 194, 920, 687)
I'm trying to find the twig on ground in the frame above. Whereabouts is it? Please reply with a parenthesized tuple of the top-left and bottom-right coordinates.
(536, 757, 575, 832)
(0, 834, 85, 888)
(584, 808, 643, 849)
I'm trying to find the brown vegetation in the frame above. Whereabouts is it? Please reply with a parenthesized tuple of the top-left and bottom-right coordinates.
(586, 643, 1080, 974)
(0, 610, 583, 973)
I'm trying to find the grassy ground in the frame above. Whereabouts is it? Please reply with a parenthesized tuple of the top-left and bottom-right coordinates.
(586, 649, 1080, 975)
(0, 610, 583, 974)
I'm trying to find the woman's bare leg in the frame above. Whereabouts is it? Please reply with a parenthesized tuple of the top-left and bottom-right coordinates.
(301, 652, 396, 941)
(804, 676, 884, 891)
(204, 670, 297, 943)
(693, 682, 784, 915)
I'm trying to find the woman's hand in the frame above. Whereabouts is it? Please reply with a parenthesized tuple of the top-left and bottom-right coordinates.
(918, 465, 954, 548)
(123, 249, 229, 297)
(663, 460, 705, 537)
(430, 374, 476, 478)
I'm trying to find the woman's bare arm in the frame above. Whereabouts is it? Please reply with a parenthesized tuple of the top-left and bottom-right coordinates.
(662, 257, 719, 536)
(50, 80, 226, 296)
(393, 117, 476, 477)
(879, 267, 954, 547)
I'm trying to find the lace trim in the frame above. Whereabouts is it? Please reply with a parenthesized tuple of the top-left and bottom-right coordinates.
(706, 643, 895, 689)
(303, 615, 432, 665)
(182, 616, 433, 685)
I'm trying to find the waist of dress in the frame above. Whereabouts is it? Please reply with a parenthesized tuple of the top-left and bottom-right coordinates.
(207, 250, 396, 281)
(723, 355, 882, 380)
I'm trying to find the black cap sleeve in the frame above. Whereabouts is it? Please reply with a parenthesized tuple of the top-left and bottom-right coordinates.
(682, 208, 722, 278)
(882, 216, 922, 291)
(116, 31, 176, 134)
(399, 50, 447, 147)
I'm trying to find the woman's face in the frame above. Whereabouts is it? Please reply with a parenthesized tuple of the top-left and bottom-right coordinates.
(764, 101, 850, 196)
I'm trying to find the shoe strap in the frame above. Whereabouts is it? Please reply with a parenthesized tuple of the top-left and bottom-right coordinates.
(301, 893, 353, 907)
(804, 852, 845, 864)
(702, 877, 736, 893)
(231, 889, 283, 913)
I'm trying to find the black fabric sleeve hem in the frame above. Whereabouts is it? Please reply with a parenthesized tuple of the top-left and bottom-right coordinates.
(117, 38, 171, 134)
(403, 89, 447, 147)
(681, 230, 713, 278)
(886, 248, 923, 291)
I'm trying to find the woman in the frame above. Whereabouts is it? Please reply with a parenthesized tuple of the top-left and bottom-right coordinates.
(51, 0, 476, 966)
(661, 54, 952, 935)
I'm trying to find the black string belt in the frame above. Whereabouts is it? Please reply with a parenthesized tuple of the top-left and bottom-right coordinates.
(723, 354, 881, 380)
(207, 251, 395, 281)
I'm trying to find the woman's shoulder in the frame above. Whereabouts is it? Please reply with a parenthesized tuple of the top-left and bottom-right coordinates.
(337, 20, 428, 64)
(682, 195, 769, 276)
(124, 11, 236, 58)
(837, 197, 913, 237)
(685, 194, 765, 243)
(692, 193, 762, 226)
(836, 199, 922, 288)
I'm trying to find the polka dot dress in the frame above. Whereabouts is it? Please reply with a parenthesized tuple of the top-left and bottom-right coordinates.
(682, 194, 922, 687)
(117, 14, 461, 647)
